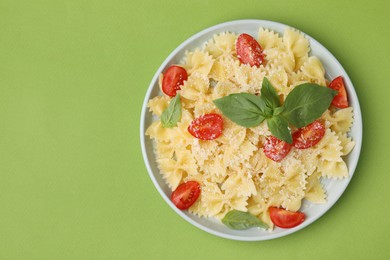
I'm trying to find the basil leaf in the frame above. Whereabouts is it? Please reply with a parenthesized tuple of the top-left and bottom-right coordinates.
(282, 83, 337, 128)
(267, 115, 292, 144)
(261, 77, 280, 109)
(213, 93, 272, 127)
(161, 94, 181, 128)
(222, 210, 269, 230)
(273, 106, 285, 116)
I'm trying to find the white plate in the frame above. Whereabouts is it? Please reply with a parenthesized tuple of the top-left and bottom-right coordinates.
(140, 20, 362, 241)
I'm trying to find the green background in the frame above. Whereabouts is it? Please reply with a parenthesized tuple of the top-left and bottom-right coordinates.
(1, 0, 389, 259)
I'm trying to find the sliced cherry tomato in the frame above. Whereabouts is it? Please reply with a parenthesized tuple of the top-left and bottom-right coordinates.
(328, 76, 349, 108)
(236, 33, 265, 67)
(188, 113, 223, 140)
(269, 207, 305, 228)
(292, 120, 325, 149)
(263, 136, 292, 162)
(162, 65, 188, 97)
(171, 181, 201, 210)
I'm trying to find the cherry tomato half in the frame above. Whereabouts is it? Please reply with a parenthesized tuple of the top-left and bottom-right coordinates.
(328, 76, 349, 108)
(162, 65, 188, 97)
(171, 181, 201, 210)
(235, 33, 265, 67)
(263, 136, 292, 162)
(188, 113, 223, 140)
(269, 207, 305, 228)
(292, 120, 325, 149)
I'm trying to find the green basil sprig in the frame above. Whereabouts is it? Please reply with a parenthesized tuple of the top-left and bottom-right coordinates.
(213, 93, 272, 127)
(222, 210, 269, 230)
(261, 77, 281, 109)
(213, 78, 337, 143)
(161, 94, 181, 128)
(267, 115, 292, 144)
(282, 83, 337, 128)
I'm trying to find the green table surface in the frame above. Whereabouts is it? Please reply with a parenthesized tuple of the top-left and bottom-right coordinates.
(1, 0, 389, 259)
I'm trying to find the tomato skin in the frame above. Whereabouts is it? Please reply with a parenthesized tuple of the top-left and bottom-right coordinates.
(263, 136, 292, 162)
(188, 113, 223, 140)
(162, 65, 188, 97)
(236, 33, 265, 67)
(328, 76, 349, 108)
(269, 207, 305, 228)
(171, 181, 201, 210)
(292, 120, 325, 149)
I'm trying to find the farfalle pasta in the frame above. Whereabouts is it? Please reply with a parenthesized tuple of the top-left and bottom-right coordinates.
(145, 27, 355, 230)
